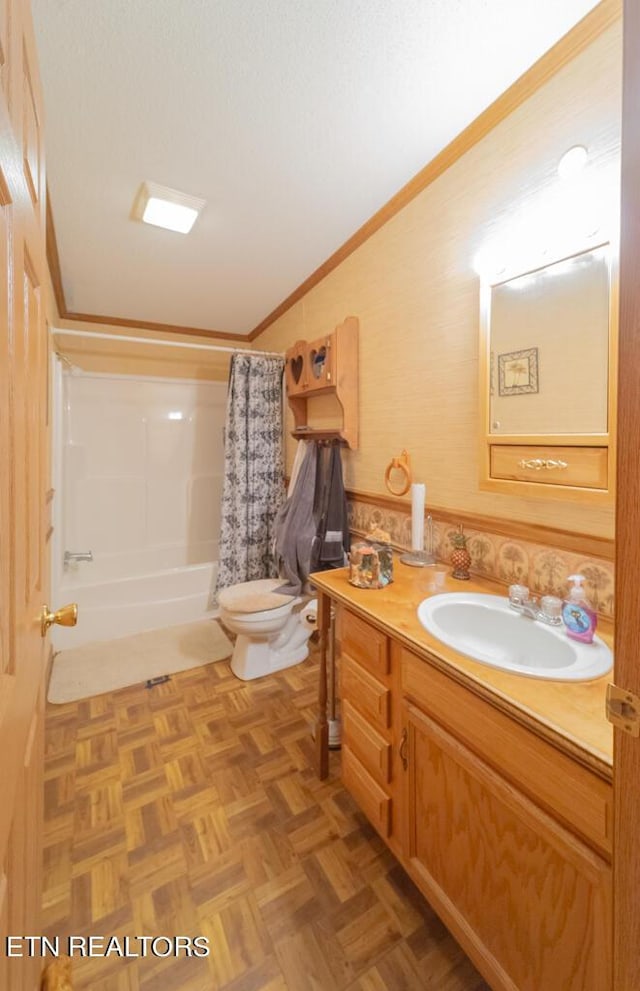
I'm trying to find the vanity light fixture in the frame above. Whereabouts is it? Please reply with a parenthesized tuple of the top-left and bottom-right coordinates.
(472, 246, 506, 280)
(475, 146, 596, 281)
(557, 145, 588, 179)
(131, 181, 206, 234)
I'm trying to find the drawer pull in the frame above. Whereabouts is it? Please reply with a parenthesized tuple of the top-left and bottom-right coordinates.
(518, 458, 568, 471)
(399, 727, 409, 770)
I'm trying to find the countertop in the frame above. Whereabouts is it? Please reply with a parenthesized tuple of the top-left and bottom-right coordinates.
(311, 561, 613, 780)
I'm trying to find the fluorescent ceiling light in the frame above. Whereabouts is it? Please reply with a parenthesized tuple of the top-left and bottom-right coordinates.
(131, 181, 205, 234)
(144, 198, 198, 234)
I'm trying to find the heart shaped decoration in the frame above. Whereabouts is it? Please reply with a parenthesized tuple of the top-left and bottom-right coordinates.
(291, 354, 304, 384)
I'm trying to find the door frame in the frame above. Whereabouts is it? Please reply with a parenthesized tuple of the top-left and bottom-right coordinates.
(613, 1, 640, 987)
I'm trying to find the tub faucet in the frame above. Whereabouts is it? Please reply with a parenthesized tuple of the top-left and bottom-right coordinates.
(64, 550, 93, 567)
(508, 584, 562, 626)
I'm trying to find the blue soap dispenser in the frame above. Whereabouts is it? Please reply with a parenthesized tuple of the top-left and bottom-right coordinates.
(562, 574, 597, 644)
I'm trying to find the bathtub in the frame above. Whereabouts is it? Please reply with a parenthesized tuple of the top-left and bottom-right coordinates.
(53, 559, 219, 651)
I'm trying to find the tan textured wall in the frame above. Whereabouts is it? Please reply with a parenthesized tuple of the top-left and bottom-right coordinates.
(53, 328, 234, 381)
(52, 323, 236, 381)
(255, 26, 621, 540)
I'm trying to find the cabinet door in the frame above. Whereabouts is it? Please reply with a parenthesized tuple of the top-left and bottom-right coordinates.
(403, 703, 611, 991)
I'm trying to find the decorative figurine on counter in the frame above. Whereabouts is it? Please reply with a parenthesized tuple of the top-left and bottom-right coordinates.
(349, 527, 394, 588)
(450, 524, 471, 580)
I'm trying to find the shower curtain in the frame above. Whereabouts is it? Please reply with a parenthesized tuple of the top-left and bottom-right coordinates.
(215, 353, 285, 595)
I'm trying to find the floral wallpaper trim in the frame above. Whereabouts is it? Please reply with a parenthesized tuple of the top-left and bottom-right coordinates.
(348, 497, 614, 619)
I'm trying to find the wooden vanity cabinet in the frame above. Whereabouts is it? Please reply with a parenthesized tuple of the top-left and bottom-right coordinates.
(338, 610, 612, 991)
(404, 701, 611, 991)
(339, 609, 404, 856)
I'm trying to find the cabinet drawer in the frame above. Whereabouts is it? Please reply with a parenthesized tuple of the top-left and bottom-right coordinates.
(490, 445, 608, 490)
(342, 744, 391, 837)
(342, 654, 391, 733)
(342, 699, 391, 785)
(342, 610, 389, 678)
(401, 648, 612, 856)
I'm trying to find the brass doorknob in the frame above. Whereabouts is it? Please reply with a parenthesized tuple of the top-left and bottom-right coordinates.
(41, 602, 78, 638)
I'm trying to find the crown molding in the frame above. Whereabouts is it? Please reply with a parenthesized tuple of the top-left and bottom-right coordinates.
(53, 307, 249, 341)
(248, 0, 620, 341)
(45, 188, 66, 318)
(45, 187, 247, 341)
(44, 0, 621, 343)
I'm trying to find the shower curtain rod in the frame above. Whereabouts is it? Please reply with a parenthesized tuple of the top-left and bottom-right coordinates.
(50, 327, 283, 358)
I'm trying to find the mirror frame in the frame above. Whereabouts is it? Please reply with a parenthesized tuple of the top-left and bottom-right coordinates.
(478, 242, 618, 504)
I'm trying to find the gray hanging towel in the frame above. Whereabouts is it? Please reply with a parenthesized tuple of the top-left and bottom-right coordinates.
(273, 442, 318, 596)
(311, 443, 349, 573)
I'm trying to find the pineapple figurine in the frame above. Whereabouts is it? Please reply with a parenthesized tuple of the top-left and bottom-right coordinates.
(451, 524, 471, 580)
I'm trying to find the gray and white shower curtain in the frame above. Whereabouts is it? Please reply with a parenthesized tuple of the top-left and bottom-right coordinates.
(215, 353, 285, 595)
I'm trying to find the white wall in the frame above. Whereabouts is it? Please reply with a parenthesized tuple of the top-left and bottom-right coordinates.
(61, 372, 227, 581)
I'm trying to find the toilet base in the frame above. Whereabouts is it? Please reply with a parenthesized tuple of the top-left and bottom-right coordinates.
(230, 635, 310, 681)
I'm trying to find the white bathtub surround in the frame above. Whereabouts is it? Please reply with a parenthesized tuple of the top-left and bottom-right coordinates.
(54, 370, 226, 647)
(54, 561, 218, 651)
(48, 619, 233, 704)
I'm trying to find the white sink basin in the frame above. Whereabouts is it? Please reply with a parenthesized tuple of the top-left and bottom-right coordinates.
(417, 592, 612, 681)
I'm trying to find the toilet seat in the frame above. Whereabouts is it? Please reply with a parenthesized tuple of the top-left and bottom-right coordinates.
(217, 578, 295, 614)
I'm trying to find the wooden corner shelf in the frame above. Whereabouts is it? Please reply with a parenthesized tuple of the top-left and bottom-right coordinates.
(284, 316, 359, 449)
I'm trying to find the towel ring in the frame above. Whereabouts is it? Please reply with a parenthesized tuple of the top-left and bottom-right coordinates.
(384, 450, 412, 497)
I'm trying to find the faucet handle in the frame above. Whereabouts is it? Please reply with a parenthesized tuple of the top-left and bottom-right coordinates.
(540, 594, 563, 625)
(508, 583, 529, 606)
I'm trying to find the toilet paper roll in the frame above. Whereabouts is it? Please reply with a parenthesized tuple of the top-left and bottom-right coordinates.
(411, 483, 425, 552)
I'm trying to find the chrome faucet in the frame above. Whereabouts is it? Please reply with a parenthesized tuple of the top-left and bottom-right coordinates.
(64, 550, 93, 567)
(508, 584, 562, 626)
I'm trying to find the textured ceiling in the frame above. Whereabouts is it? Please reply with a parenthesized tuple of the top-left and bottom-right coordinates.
(33, 0, 600, 336)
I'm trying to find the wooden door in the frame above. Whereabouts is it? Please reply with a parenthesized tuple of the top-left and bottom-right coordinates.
(614, 1, 640, 987)
(0, 0, 50, 988)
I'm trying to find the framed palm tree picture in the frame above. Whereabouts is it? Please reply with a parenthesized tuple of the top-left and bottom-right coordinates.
(498, 346, 539, 396)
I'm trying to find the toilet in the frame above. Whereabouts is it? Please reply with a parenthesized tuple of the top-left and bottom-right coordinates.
(218, 578, 317, 681)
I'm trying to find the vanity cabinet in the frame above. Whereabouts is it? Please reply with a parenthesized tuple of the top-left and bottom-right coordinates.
(404, 703, 610, 991)
(337, 608, 612, 991)
(340, 609, 404, 856)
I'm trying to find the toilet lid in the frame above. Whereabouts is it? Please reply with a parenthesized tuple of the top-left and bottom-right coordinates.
(218, 578, 295, 614)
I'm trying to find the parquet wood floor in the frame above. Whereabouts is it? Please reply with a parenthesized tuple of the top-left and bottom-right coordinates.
(43, 635, 491, 991)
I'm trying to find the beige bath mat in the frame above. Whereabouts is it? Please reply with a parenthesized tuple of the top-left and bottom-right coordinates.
(47, 619, 233, 704)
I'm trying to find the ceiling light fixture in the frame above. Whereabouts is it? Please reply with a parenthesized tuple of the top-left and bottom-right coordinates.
(131, 181, 206, 234)
(557, 145, 588, 179)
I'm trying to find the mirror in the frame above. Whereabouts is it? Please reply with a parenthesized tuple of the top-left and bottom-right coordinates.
(487, 245, 610, 436)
